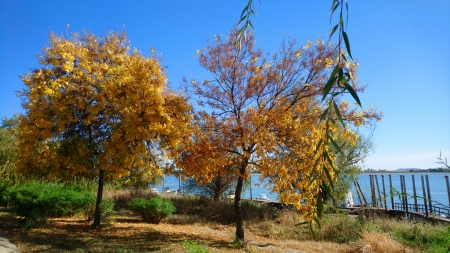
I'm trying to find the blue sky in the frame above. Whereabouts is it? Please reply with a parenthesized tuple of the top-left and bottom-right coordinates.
(1, 1, 449, 171)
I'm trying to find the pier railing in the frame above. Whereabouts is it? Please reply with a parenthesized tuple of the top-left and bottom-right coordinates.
(353, 174, 450, 220)
(394, 203, 450, 218)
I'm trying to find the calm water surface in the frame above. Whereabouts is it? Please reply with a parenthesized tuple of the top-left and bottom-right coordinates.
(155, 173, 450, 207)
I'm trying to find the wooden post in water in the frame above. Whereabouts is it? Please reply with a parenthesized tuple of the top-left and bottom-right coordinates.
(370, 174, 376, 207)
(412, 175, 418, 212)
(353, 180, 362, 206)
(400, 175, 405, 210)
(445, 175, 450, 207)
(402, 175, 409, 218)
(381, 175, 387, 210)
(355, 179, 367, 206)
(375, 175, 383, 208)
(421, 175, 429, 217)
(425, 175, 433, 215)
(389, 174, 394, 209)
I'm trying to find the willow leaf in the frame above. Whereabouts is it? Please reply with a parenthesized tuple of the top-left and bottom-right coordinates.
(343, 31, 352, 59)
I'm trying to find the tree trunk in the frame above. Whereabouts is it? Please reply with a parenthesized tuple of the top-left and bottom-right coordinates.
(92, 169, 105, 229)
(234, 159, 247, 241)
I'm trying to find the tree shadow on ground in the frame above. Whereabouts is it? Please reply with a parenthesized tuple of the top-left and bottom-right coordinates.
(0, 211, 238, 252)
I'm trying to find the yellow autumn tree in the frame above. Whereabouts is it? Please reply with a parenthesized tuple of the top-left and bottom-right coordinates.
(16, 31, 192, 228)
(175, 29, 381, 241)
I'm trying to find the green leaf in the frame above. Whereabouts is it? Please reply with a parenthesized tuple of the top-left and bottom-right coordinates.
(340, 11, 344, 28)
(238, 15, 248, 24)
(337, 67, 344, 87)
(310, 222, 316, 240)
(330, 24, 339, 38)
(307, 172, 318, 188)
(333, 101, 345, 127)
(330, 2, 340, 22)
(330, 0, 337, 11)
(344, 82, 362, 107)
(313, 139, 323, 157)
(321, 182, 335, 203)
(313, 158, 320, 172)
(322, 65, 339, 101)
(296, 221, 310, 226)
(324, 150, 334, 167)
(323, 163, 335, 190)
(320, 108, 329, 121)
(322, 76, 337, 102)
(342, 31, 353, 59)
(329, 116, 336, 125)
(248, 20, 254, 29)
(317, 196, 324, 216)
(329, 134, 344, 155)
(240, 6, 249, 20)
(344, 72, 351, 81)
(314, 217, 321, 229)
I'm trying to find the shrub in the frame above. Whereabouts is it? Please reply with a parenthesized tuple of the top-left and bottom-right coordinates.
(128, 197, 176, 224)
(84, 199, 116, 223)
(4, 182, 95, 226)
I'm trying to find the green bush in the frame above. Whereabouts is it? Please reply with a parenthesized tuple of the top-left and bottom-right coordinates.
(128, 197, 176, 224)
(84, 199, 116, 223)
(4, 182, 95, 226)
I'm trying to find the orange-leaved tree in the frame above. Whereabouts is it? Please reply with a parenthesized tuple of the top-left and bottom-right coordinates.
(16, 31, 192, 228)
(175, 29, 381, 241)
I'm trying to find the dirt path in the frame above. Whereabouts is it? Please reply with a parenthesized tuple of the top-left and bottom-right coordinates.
(0, 234, 21, 253)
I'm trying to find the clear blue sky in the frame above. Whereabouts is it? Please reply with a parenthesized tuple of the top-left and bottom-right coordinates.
(1, 1, 449, 171)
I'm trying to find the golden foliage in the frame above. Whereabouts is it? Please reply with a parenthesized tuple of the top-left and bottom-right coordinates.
(176, 29, 381, 222)
(16, 31, 192, 181)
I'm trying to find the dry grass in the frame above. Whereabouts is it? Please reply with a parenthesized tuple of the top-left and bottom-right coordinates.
(352, 231, 414, 253)
(0, 210, 357, 253)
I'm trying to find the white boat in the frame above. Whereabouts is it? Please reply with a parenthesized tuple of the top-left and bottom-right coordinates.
(257, 194, 270, 201)
(226, 190, 235, 199)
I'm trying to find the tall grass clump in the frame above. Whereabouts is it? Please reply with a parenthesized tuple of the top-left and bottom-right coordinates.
(313, 213, 364, 243)
(106, 187, 157, 210)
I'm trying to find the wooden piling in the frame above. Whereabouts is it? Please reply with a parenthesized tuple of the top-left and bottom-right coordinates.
(402, 175, 409, 218)
(389, 174, 394, 209)
(370, 174, 376, 207)
(445, 175, 450, 207)
(400, 175, 405, 210)
(425, 175, 433, 215)
(421, 175, 429, 217)
(353, 180, 362, 206)
(381, 175, 387, 210)
(355, 179, 367, 206)
(412, 174, 418, 212)
(375, 175, 383, 208)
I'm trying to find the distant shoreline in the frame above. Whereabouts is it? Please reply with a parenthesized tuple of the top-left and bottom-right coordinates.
(360, 171, 450, 174)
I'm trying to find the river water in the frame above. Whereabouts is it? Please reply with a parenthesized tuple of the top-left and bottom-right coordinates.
(353, 173, 450, 208)
(154, 173, 450, 207)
